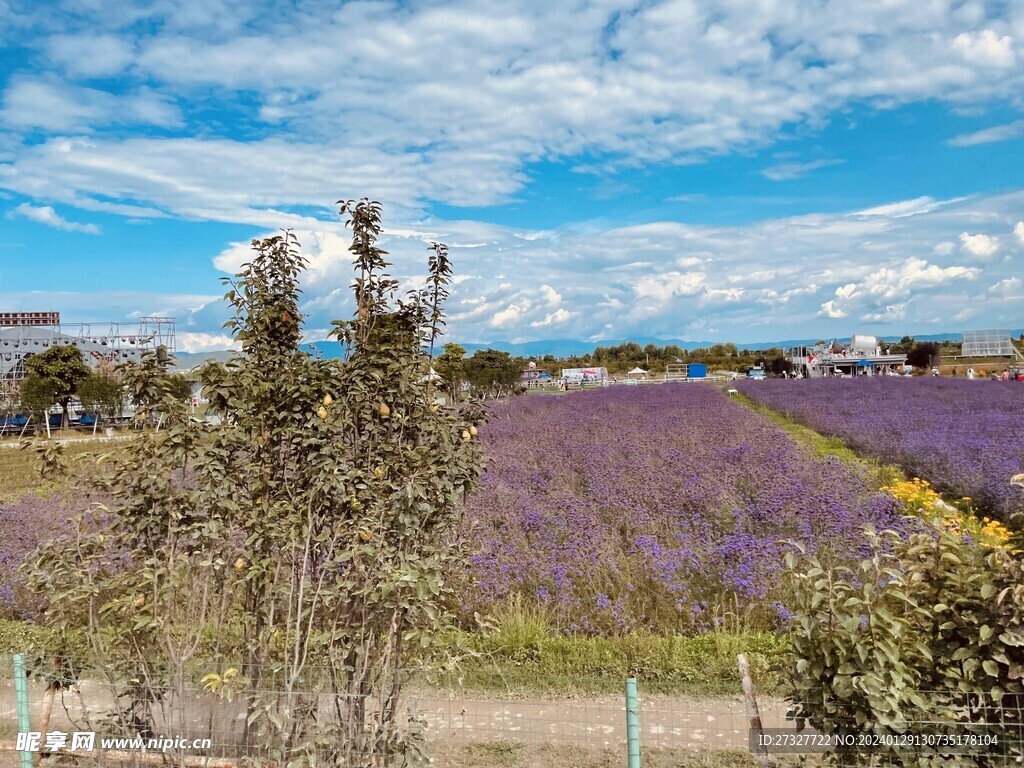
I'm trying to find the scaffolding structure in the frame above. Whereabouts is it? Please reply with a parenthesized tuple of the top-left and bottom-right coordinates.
(0, 317, 176, 409)
(961, 329, 1024, 360)
(664, 363, 690, 381)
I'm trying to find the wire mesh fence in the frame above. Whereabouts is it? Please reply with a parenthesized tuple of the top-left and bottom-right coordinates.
(1, 656, 1023, 766)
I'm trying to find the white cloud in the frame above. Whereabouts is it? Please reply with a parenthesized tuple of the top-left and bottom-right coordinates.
(1, 77, 181, 132)
(818, 300, 846, 319)
(1015, 221, 1024, 245)
(959, 231, 1000, 260)
(529, 309, 572, 327)
(760, 159, 843, 181)
(279, 190, 1023, 343)
(490, 302, 531, 328)
(2, 3, 1024, 225)
(257, 188, 1000, 344)
(859, 258, 980, 302)
(701, 287, 744, 305)
(856, 197, 942, 218)
(633, 271, 706, 302)
(863, 303, 908, 323)
(539, 285, 562, 306)
(948, 119, 1024, 147)
(951, 30, 1016, 68)
(10, 202, 100, 234)
(45, 34, 136, 78)
(933, 241, 955, 255)
(989, 277, 1022, 296)
(177, 332, 240, 353)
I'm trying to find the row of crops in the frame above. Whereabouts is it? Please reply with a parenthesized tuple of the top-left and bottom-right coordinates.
(739, 377, 1024, 523)
(459, 385, 908, 634)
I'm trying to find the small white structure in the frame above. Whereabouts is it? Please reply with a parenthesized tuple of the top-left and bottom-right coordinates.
(850, 334, 879, 355)
(626, 367, 648, 379)
(560, 367, 609, 386)
(418, 367, 441, 384)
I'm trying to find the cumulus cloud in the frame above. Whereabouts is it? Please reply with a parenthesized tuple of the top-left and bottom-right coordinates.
(490, 302, 531, 328)
(858, 258, 980, 302)
(989, 277, 1022, 296)
(633, 271, 706, 302)
(3, 3, 1024, 223)
(1015, 221, 1024, 245)
(180, 190, 1024, 347)
(818, 300, 846, 319)
(933, 241, 955, 255)
(4, 0, 1024, 349)
(951, 30, 1016, 68)
(10, 202, 100, 234)
(530, 309, 572, 327)
(959, 231, 1000, 260)
(10, 188, 1016, 350)
(539, 285, 562, 306)
(177, 332, 240, 352)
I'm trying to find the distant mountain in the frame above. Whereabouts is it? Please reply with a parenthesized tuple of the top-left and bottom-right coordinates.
(172, 329, 1023, 368)
(171, 349, 236, 370)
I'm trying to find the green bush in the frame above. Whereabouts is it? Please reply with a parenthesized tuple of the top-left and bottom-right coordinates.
(785, 520, 1024, 766)
(0, 619, 53, 653)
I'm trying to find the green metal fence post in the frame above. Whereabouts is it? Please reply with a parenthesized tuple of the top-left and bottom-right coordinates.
(13, 653, 33, 768)
(625, 676, 640, 768)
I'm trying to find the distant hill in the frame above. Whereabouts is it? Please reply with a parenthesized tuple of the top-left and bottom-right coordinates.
(171, 329, 1023, 368)
(171, 349, 237, 370)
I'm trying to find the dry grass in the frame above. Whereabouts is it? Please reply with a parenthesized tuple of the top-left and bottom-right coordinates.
(427, 741, 816, 768)
(0, 438, 127, 499)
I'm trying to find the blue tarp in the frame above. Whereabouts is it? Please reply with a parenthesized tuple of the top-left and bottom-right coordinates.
(856, 358, 874, 367)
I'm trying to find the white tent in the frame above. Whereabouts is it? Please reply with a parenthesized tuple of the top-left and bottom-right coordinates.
(627, 367, 647, 376)
(418, 367, 442, 383)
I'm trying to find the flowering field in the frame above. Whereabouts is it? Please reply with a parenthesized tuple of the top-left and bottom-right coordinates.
(0, 492, 75, 618)
(738, 378, 1024, 525)
(1, 384, 935, 636)
(460, 384, 905, 635)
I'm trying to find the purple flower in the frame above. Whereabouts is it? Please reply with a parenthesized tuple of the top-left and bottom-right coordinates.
(458, 383, 904, 634)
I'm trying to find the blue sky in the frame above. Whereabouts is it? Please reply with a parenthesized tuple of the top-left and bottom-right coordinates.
(1, 0, 1023, 351)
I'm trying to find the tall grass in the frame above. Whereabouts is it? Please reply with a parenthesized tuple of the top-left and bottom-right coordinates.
(434, 594, 789, 696)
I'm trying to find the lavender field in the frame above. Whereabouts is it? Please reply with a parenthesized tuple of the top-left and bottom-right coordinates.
(460, 384, 904, 635)
(1, 384, 915, 636)
(739, 378, 1024, 524)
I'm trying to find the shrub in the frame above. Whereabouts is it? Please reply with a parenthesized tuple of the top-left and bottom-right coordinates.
(785, 518, 1024, 766)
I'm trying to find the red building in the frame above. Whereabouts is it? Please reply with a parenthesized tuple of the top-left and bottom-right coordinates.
(0, 311, 60, 327)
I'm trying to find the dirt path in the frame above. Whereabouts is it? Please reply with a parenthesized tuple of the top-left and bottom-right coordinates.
(0, 678, 785, 754)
